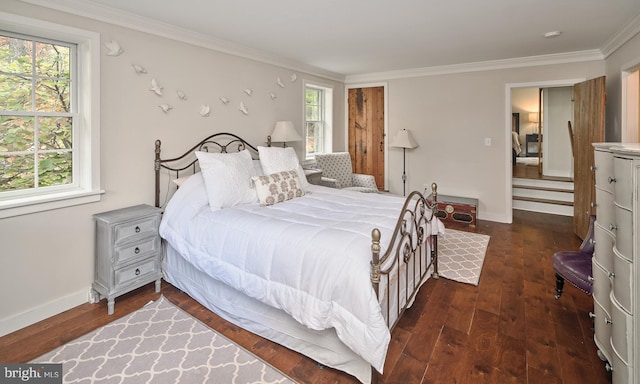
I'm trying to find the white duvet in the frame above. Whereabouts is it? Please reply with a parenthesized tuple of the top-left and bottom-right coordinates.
(159, 173, 435, 372)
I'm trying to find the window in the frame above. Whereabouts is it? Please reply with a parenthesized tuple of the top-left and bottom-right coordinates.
(0, 12, 101, 218)
(304, 82, 332, 159)
(1, 34, 74, 193)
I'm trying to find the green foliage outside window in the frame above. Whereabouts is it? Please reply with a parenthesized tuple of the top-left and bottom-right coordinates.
(0, 35, 73, 192)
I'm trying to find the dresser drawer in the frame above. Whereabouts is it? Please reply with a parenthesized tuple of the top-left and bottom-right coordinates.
(114, 236, 161, 266)
(613, 156, 633, 210)
(595, 190, 615, 233)
(594, 223, 615, 272)
(592, 259, 612, 314)
(612, 248, 632, 314)
(614, 205, 632, 260)
(595, 148, 615, 193)
(593, 298, 613, 363)
(115, 257, 159, 288)
(610, 293, 633, 366)
(114, 215, 161, 246)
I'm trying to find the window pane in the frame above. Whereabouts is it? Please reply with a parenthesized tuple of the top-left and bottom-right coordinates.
(0, 36, 33, 74)
(38, 151, 72, 187)
(35, 42, 70, 79)
(0, 154, 35, 191)
(36, 78, 70, 112)
(38, 116, 72, 150)
(0, 74, 33, 111)
(306, 105, 319, 120)
(0, 115, 34, 152)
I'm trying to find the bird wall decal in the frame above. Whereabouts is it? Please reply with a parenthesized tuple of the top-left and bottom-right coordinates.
(158, 104, 172, 113)
(239, 101, 249, 115)
(104, 40, 123, 56)
(150, 78, 163, 96)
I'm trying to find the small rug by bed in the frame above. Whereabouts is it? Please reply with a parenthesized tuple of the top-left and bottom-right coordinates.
(438, 229, 490, 286)
(32, 296, 296, 384)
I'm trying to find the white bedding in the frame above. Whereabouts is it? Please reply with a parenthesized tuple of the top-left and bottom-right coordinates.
(159, 173, 437, 373)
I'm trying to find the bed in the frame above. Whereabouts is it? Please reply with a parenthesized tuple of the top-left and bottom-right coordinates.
(154, 133, 442, 383)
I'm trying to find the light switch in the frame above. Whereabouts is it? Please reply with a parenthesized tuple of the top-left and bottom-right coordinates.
(484, 138, 492, 146)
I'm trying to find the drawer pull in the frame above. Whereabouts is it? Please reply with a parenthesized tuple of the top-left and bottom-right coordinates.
(135, 247, 140, 254)
(609, 224, 617, 231)
(605, 317, 612, 325)
(135, 268, 141, 276)
(589, 312, 596, 319)
(608, 177, 616, 184)
(135, 226, 141, 233)
(588, 276, 594, 282)
(606, 363, 613, 372)
(609, 271, 615, 278)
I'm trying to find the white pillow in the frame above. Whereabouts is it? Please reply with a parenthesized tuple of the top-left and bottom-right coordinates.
(252, 169, 304, 206)
(257, 146, 310, 190)
(252, 159, 264, 176)
(195, 149, 258, 210)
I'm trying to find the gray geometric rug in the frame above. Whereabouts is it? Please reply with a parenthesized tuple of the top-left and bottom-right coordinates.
(32, 296, 297, 384)
(438, 229, 490, 286)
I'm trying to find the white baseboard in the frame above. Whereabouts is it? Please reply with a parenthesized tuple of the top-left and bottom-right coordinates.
(0, 289, 89, 337)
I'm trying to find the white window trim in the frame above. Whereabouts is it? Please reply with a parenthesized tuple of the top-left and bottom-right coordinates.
(303, 80, 333, 163)
(0, 12, 102, 218)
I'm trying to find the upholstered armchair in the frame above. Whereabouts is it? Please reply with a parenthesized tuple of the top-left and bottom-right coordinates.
(314, 152, 379, 193)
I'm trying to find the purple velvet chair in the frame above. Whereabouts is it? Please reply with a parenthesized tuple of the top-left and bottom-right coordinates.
(553, 215, 596, 299)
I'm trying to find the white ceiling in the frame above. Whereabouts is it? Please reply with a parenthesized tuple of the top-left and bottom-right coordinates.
(26, 0, 640, 78)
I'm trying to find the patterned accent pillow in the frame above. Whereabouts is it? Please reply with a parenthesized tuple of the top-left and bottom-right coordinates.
(252, 169, 304, 206)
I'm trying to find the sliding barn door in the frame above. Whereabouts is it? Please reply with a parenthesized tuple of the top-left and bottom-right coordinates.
(573, 76, 605, 239)
(348, 87, 384, 189)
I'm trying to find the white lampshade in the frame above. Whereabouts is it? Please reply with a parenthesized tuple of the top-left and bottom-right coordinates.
(270, 121, 302, 143)
(528, 112, 539, 123)
(390, 129, 418, 149)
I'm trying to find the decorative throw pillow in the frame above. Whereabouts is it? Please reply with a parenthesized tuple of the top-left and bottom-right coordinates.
(257, 146, 310, 191)
(252, 169, 304, 206)
(195, 149, 258, 210)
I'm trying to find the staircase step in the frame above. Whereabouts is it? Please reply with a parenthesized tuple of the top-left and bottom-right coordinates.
(513, 195, 573, 206)
(512, 184, 574, 194)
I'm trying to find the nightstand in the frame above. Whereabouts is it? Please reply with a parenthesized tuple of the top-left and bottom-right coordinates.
(92, 204, 163, 315)
(304, 168, 323, 185)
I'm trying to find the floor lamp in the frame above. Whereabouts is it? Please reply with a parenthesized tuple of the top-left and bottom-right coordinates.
(390, 129, 419, 196)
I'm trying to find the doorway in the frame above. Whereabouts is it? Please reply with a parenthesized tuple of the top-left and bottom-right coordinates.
(506, 79, 584, 223)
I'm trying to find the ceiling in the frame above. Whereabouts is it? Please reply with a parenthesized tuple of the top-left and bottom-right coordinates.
(26, 0, 640, 78)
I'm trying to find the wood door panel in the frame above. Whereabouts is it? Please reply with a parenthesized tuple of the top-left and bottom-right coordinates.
(348, 87, 384, 189)
(573, 76, 605, 239)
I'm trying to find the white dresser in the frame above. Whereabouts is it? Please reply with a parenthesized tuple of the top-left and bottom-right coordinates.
(592, 143, 640, 383)
(92, 204, 163, 315)
(592, 143, 616, 366)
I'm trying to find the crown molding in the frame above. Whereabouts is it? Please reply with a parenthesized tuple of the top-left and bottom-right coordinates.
(18, 0, 345, 82)
(600, 12, 640, 59)
(345, 50, 604, 83)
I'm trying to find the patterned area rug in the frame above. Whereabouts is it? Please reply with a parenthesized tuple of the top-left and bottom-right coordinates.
(32, 296, 296, 384)
(438, 229, 490, 286)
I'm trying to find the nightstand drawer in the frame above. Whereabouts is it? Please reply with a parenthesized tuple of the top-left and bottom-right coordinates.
(114, 237, 161, 266)
(115, 257, 159, 287)
(114, 215, 161, 246)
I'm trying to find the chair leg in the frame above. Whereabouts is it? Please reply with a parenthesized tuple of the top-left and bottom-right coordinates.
(554, 273, 565, 299)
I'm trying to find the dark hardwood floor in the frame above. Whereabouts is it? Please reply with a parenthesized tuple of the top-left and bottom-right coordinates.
(0, 210, 611, 384)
